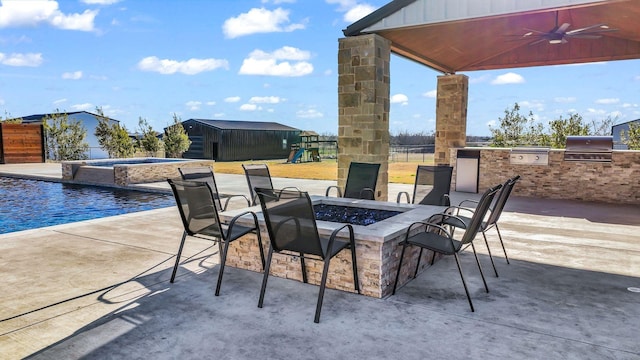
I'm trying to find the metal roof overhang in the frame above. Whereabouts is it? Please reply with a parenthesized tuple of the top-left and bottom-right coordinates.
(343, 0, 640, 73)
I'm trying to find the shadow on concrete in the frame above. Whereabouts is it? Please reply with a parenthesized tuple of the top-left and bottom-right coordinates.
(25, 252, 640, 359)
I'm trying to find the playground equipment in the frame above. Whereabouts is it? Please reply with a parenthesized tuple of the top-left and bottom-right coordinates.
(287, 131, 321, 163)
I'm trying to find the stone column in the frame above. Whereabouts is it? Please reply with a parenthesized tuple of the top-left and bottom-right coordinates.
(435, 74, 468, 165)
(337, 34, 390, 200)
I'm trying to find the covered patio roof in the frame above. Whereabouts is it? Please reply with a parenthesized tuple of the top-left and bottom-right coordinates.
(343, 0, 640, 73)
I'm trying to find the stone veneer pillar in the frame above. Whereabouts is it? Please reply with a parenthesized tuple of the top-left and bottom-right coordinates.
(337, 34, 390, 200)
(435, 74, 468, 165)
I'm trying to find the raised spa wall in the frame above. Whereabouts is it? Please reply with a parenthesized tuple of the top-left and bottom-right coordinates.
(62, 158, 216, 186)
(449, 148, 640, 205)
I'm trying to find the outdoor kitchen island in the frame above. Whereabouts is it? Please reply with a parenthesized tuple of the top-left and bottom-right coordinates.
(220, 195, 446, 298)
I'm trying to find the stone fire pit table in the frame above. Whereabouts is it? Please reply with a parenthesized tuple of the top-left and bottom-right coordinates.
(220, 195, 445, 298)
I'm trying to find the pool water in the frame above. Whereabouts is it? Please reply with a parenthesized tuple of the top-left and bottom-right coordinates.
(0, 177, 175, 235)
(314, 203, 402, 226)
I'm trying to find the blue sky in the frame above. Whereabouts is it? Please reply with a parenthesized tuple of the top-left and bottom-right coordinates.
(1, 0, 639, 136)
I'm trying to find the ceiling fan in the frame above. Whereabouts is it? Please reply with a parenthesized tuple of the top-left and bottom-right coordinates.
(522, 12, 617, 45)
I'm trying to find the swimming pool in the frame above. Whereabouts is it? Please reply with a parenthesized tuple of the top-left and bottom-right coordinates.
(0, 177, 175, 235)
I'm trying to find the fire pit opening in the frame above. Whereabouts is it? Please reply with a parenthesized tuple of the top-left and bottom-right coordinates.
(313, 203, 402, 226)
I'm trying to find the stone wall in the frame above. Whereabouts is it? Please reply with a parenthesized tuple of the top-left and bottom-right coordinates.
(450, 148, 640, 204)
(115, 160, 215, 186)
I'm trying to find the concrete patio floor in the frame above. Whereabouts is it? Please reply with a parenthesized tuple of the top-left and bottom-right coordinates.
(1, 163, 639, 359)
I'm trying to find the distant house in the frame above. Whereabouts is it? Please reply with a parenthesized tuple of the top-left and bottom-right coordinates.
(21, 111, 120, 159)
(175, 119, 301, 161)
(612, 119, 640, 149)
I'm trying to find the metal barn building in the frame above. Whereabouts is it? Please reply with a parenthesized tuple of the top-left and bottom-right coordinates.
(612, 119, 640, 149)
(179, 119, 301, 161)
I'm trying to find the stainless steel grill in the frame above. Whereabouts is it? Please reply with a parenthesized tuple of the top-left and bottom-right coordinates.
(564, 136, 613, 162)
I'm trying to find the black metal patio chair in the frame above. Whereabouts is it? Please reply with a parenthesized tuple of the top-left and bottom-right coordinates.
(179, 166, 250, 211)
(325, 161, 380, 200)
(397, 165, 453, 206)
(445, 175, 521, 268)
(392, 184, 502, 312)
(167, 179, 265, 295)
(242, 163, 300, 206)
(255, 187, 360, 323)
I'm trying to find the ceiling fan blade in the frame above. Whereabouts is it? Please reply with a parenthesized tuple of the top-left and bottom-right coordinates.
(555, 23, 571, 33)
(522, 28, 548, 37)
(567, 34, 603, 39)
(566, 23, 608, 35)
(528, 38, 549, 46)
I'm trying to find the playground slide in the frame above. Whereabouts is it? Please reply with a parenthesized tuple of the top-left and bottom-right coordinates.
(290, 148, 305, 163)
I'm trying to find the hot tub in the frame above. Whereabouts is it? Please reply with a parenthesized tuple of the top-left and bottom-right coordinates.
(62, 158, 216, 186)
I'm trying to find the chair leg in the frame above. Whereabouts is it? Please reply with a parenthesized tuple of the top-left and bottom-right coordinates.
(255, 229, 266, 270)
(482, 231, 499, 278)
(215, 239, 230, 296)
(392, 242, 409, 295)
(300, 252, 308, 283)
(469, 243, 489, 293)
(314, 256, 333, 323)
(258, 246, 274, 308)
(453, 253, 475, 312)
(170, 231, 188, 283)
(494, 224, 510, 264)
(413, 248, 424, 278)
(349, 241, 360, 294)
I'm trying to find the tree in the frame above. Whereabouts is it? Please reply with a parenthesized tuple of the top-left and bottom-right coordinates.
(94, 107, 134, 158)
(620, 121, 640, 150)
(1, 111, 22, 123)
(591, 115, 616, 136)
(548, 113, 590, 148)
(489, 103, 546, 147)
(42, 110, 89, 161)
(136, 117, 162, 156)
(163, 114, 191, 158)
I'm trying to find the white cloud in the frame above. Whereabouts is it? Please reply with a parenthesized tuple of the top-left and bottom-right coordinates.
(595, 98, 619, 105)
(586, 108, 607, 116)
(223, 7, 306, 39)
(249, 96, 282, 104)
(635, 75, 640, 81)
(53, 98, 67, 105)
(70, 102, 94, 111)
(206, 101, 216, 106)
(224, 96, 241, 103)
(519, 100, 544, 112)
(0, 0, 98, 31)
(62, 71, 82, 80)
(239, 46, 313, 77)
(491, 72, 525, 85)
(622, 103, 638, 108)
(0, 52, 43, 67)
(344, 4, 376, 22)
(422, 90, 437, 98)
(186, 101, 201, 111)
(326, 1, 377, 22)
(240, 103, 261, 111)
(390, 93, 408, 106)
(297, 109, 323, 118)
(137, 56, 229, 75)
(486, 119, 497, 127)
(554, 97, 576, 103)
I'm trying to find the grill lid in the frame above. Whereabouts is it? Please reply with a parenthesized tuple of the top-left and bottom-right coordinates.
(564, 136, 613, 162)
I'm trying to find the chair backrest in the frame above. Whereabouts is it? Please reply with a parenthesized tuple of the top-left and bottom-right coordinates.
(178, 166, 222, 210)
(459, 184, 502, 246)
(413, 165, 453, 206)
(485, 175, 521, 226)
(343, 162, 380, 200)
(256, 188, 324, 258)
(243, 164, 274, 206)
(167, 179, 223, 238)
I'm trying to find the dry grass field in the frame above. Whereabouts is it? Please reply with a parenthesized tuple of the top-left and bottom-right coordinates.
(212, 156, 434, 184)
